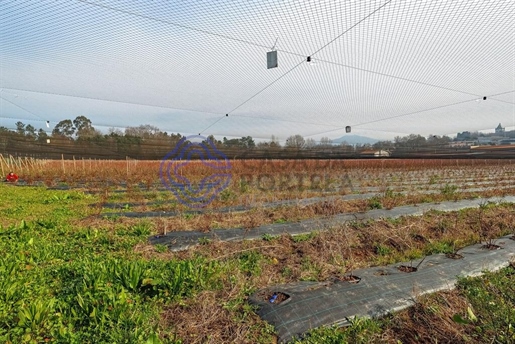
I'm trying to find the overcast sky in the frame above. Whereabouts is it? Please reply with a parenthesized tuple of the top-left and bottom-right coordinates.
(1, 0, 514, 143)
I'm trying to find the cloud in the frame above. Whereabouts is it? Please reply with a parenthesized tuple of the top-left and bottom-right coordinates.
(0, 0, 513, 141)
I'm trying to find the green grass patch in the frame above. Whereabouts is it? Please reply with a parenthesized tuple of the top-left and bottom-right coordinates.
(1, 183, 515, 343)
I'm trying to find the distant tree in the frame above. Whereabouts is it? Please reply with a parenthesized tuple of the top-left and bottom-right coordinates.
(223, 137, 234, 146)
(0, 127, 13, 152)
(73, 115, 94, 138)
(394, 136, 406, 148)
(52, 119, 75, 138)
(285, 134, 305, 149)
(125, 124, 161, 138)
(257, 135, 281, 149)
(456, 131, 479, 141)
(222, 136, 255, 148)
(37, 129, 49, 142)
(204, 135, 222, 146)
(270, 135, 281, 148)
(427, 134, 452, 146)
(15, 121, 25, 135)
(168, 133, 183, 147)
(241, 136, 255, 148)
(394, 134, 427, 149)
(108, 127, 124, 136)
(373, 140, 394, 151)
(256, 141, 268, 148)
(25, 124, 36, 139)
(319, 137, 333, 147)
(339, 142, 355, 154)
(304, 138, 316, 149)
(106, 133, 142, 158)
(408, 134, 426, 147)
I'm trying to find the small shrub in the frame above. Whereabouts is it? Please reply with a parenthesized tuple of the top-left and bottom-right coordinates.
(132, 222, 151, 236)
(292, 232, 318, 243)
(368, 197, 383, 210)
(155, 244, 168, 253)
(262, 233, 276, 241)
(440, 184, 458, 198)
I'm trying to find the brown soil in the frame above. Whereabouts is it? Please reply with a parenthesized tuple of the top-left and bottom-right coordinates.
(332, 274, 362, 283)
(398, 265, 418, 273)
(265, 292, 290, 304)
(482, 243, 501, 250)
(445, 252, 464, 259)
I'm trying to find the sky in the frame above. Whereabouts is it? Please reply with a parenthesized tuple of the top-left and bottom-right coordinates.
(1, 0, 514, 144)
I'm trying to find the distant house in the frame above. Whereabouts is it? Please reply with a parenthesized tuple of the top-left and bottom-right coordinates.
(360, 149, 390, 157)
(500, 138, 515, 145)
(478, 137, 495, 145)
(449, 141, 476, 148)
(495, 123, 505, 135)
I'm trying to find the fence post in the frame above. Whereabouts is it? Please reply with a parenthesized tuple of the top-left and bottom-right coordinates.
(0, 154, 4, 177)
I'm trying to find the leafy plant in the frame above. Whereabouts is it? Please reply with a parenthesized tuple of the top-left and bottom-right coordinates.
(238, 251, 263, 276)
(375, 244, 392, 256)
(440, 184, 458, 198)
(132, 221, 152, 236)
(17, 299, 57, 336)
(116, 260, 146, 292)
(368, 197, 383, 210)
(154, 244, 168, 253)
(292, 232, 318, 243)
(262, 233, 276, 241)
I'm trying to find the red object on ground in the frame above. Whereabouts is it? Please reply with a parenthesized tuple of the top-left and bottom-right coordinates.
(6, 172, 18, 182)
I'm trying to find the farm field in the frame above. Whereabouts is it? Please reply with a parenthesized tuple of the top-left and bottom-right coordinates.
(1, 158, 515, 343)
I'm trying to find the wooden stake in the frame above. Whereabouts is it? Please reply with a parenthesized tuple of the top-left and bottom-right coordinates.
(0, 154, 4, 177)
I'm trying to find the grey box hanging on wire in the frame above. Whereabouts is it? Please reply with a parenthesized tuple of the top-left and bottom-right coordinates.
(267, 51, 278, 69)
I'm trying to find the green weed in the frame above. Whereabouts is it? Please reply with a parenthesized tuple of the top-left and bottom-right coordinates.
(290, 317, 382, 344)
(292, 232, 318, 243)
(368, 197, 383, 210)
(440, 184, 458, 198)
(262, 233, 276, 241)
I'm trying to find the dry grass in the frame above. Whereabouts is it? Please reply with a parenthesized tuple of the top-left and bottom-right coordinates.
(10, 158, 515, 186)
(153, 204, 514, 279)
(85, 186, 515, 234)
(160, 290, 273, 344)
(381, 290, 475, 343)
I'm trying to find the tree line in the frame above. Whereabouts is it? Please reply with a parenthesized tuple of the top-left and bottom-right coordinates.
(0, 116, 509, 160)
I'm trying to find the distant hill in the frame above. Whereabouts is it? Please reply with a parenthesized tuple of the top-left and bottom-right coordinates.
(332, 134, 378, 145)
